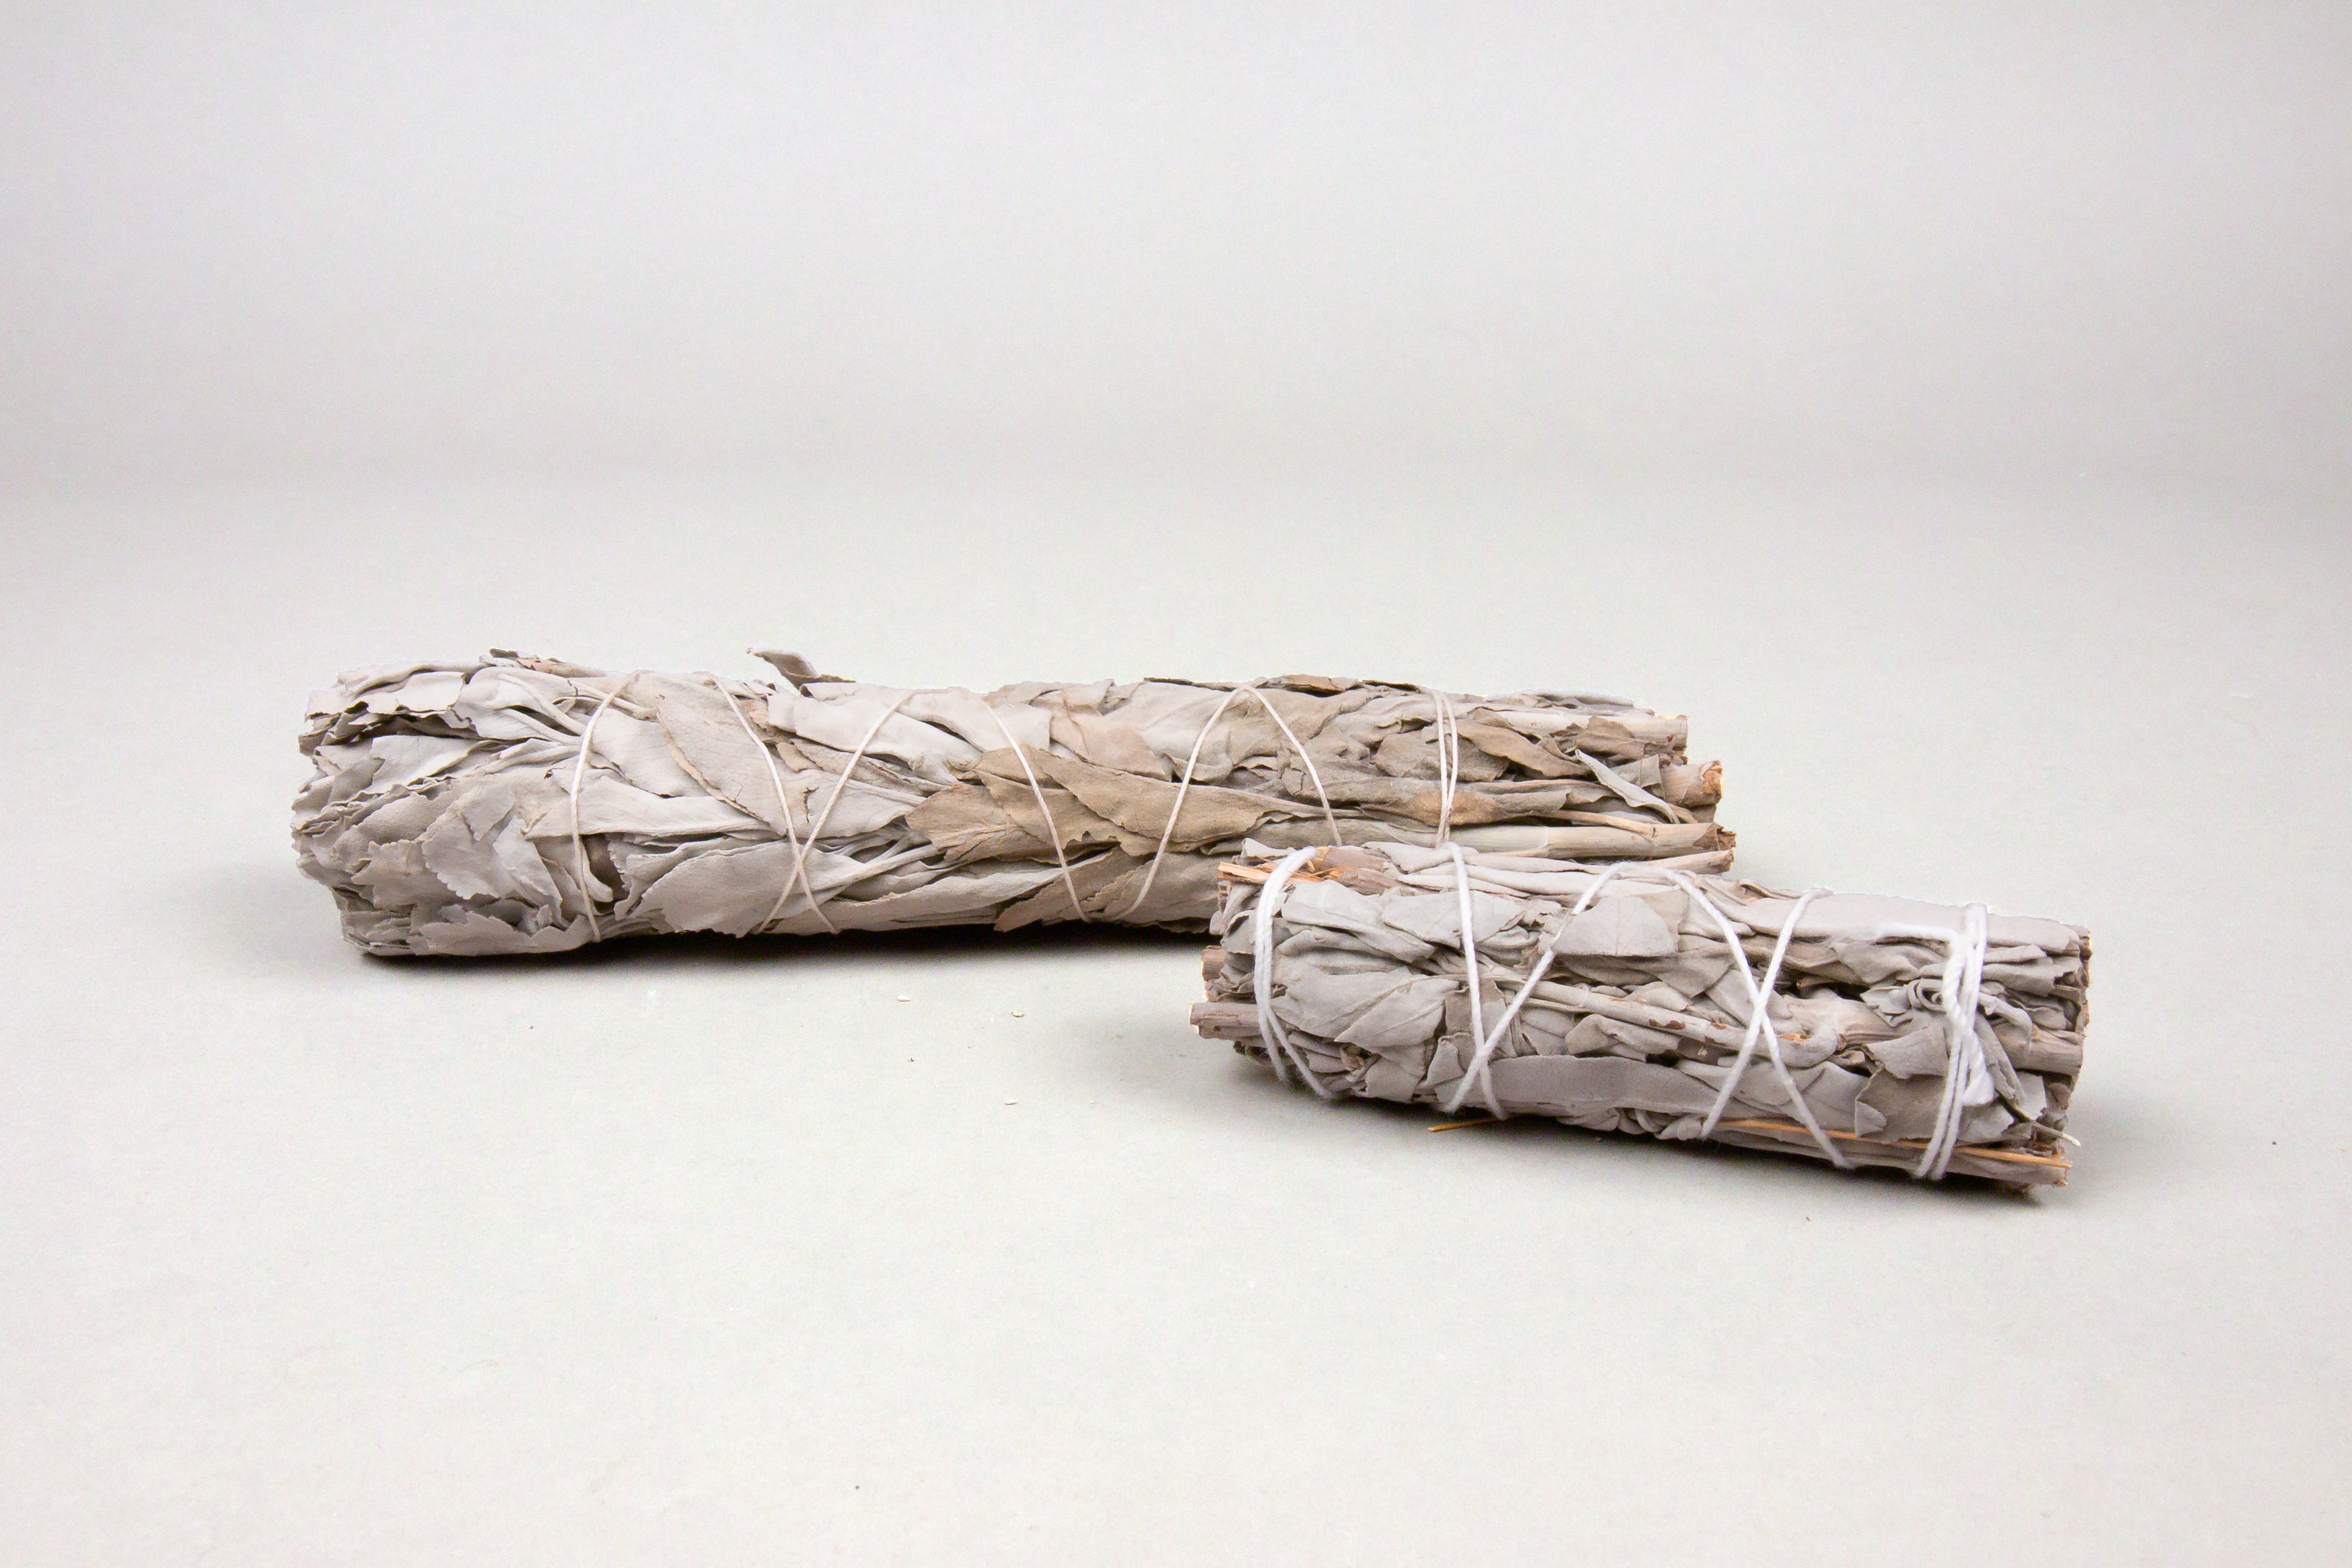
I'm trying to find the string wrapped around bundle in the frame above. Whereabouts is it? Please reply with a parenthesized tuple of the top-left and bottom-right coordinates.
(1190, 844, 2087, 1186)
(295, 651, 1732, 956)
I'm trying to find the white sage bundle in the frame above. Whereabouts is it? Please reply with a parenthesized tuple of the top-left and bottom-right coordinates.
(295, 652, 1730, 956)
(1191, 844, 2087, 1186)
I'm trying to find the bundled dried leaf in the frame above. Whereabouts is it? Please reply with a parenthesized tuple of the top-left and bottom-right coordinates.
(1192, 844, 2087, 1186)
(294, 652, 1731, 956)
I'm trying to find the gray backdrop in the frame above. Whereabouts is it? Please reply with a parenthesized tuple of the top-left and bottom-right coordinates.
(5, 6, 2348, 1564)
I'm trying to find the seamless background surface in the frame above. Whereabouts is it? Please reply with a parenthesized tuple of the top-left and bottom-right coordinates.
(4, 7, 2348, 1563)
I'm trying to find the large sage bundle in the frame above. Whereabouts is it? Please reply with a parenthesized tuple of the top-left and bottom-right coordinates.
(295, 653, 1730, 956)
(1191, 844, 2086, 1185)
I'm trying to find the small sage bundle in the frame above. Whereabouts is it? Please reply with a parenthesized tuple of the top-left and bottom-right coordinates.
(1191, 844, 2087, 1186)
(295, 652, 1730, 957)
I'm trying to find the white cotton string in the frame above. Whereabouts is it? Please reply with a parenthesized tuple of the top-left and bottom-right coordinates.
(1914, 901, 1992, 1181)
(704, 675, 836, 937)
(1442, 861, 1631, 1118)
(1247, 691, 1343, 847)
(565, 671, 640, 943)
(779, 691, 913, 935)
(981, 703, 1091, 924)
(1119, 684, 1344, 921)
(1695, 887, 1829, 1145)
(1431, 693, 1461, 845)
(1443, 843, 1499, 1118)
(1665, 872, 1850, 1168)
(1120, 684, 1254, 920)
(1251, 846, 1334, 1098)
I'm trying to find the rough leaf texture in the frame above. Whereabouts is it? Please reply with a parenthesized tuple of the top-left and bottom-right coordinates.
(293, 653, 1730, 955)
(1192, 844, 2088, 1187)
